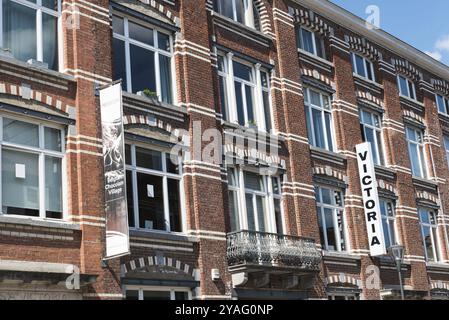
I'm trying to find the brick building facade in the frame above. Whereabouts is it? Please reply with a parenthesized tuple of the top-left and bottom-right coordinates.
(0, 0, 448, 300)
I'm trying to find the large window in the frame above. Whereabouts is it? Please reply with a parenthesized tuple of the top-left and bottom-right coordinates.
(359, 109, 385, 166)
(213, 0, 260, 30)
(351, 53, 375, 82)
(0, 116, 64, 219)
(1, 0, 60, 70)
(218, 54, 273, 132)
(125, 144, 183, 232)
(444, 136, 449, 169)
(315, 185, 347, 252)
(419, 208, 441, 262)
(380, 199, 397, 249)
(125, 286, 190, 300)
(406, 126, 427, 178)
(397, 75, 416, 100)
(112, 15, 174, 104)
(227, 167, 284, 234)
(296, 27, 325, 59)
(304, 87, 334, 151)
(436, 93, 449, 115)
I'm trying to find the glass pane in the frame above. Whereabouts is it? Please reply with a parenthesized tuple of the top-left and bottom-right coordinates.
(354, 54, 366, 78)
(305, 106, 313, 145)
(42, 13, 58, 70)
(235, 82, 245, 125)
(245, 85, 255, 124)
(310, 90, 321, 106)
(235, 0, 245, 23)
(125, 290, 139, 300)
(274, 198, 283, 234)
(262, 91, 272, 132)
(125, 144, 131, 165)
(324, 208, 336, 251)
(436, 94, 446, 113)
(126, 170, 135, 228)
(336, 210, 346, 251)
(409, 143, 422, 177)
(174, 292, 189, 300)
(2, 149, 39, 217)
(3, 118, 39, 147)
(408, 81, 415, 100)
(418, 146, 426, 178)
(45, 156, 62, 219)
(245, 194, 256, 231)
(3, 0, 37, 64)
(129, 21, 154, 46)
(398, 76, 409, 97)
(272, 177, 280, 194)
(227, 168, 238, 187)
(157, 32, 171, 51)
(166, 154, 179, 174)
(376, 131, 384, 165)
(233, 61, 252, 82)
(362, 110, 373, 125)
(317, 208, 325, 246)
(42, 0, 58, 10)
(256, 195, 266, 232)
(312, 108, 325, 148)
(112, 16, 124, 35)
(315, 36, 325, 59)
(217, 0, 233, 19)
(321, 187, 332, 205)
(422, 226, 434, 261)
(130, 45, 156, 94)
(420, 210, 430, 224)
(44, 127, 62, 151)
(137, 173, 165, 230)
(244, 172, 263, 191)
(143, 291, 171, 300)
(168, 179, 181, 232)
(135, 147, 162, 171)
(260, 71, 269, 88)
(219, 76, 228, 121)
(324, 112, 334, 151)
(366, 60, 374, 81)
(382, 218, 391, 248)
(159, 54, 173, 104)
(229, 190, 239, 231)
(300, 28, 314, 54)
(365, 127, 378, 164)
(112, 38, 127, 91)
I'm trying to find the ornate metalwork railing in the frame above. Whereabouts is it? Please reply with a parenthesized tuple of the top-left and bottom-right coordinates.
(227, 230, 322, 270)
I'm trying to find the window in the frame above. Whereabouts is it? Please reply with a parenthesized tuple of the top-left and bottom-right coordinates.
(213, 0, 260, 30)
(112, 15, 174, 104)
(304, 87, 334, 151)
(406, 126, 427, 178)
(436, 93, 449, 115)
(227, 167, 284, 234)
(444, 136, 449, 168)
(351, 53, 375, 82)
(0, 116, 64, 219)
(359, 109, 385, 166)
(397, 75, 416, 100)
(125, 144, 183, 232)
(1, 0, 60, 70)
(125, 286, 191, 300)
(218, 54, 273, 131)
(296, 27, 325, 59)
(380, 199, 397, 249)
(315, 185, 347, 252)
(419, 208, 441, 262)
(328, 293, 359, 300)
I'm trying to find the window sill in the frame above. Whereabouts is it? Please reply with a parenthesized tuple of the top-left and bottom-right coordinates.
(0, 214, 80, 231)
(322, 250, 361, 261)
(399, 95, 425, 113)
(310, 146, 346, 166)
(426, 262, 449, 270)
(129, 228, 198, 243)
(374, 165, 396, 180)
(0, 51, 75, 90)
(412, 176, 439, 193)
(221, 119, 283, 142)
(352, 73, 383, 94)
(298, 49, 333, 73)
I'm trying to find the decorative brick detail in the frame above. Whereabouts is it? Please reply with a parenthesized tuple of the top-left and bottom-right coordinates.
(431, 280, 449, 291)
(291, 7, 333, 36)
(137, 0, 178, 24)
(313, 166, 348, 183)
(416, 191, 439, 205)
(356, 90, 384, 108)
(123, 114, 187, 142)
(253, 0, 274, 36)
(391, 58, 423, 81)
(432, 78, 449, 96)
(122, 255, 197, 278)
(326, 273, 362, 288)
(377, 179, 396, 194)
(301, 67, 334, 87)
(403, 109, 425, 124)
(344, 35, 382, 61)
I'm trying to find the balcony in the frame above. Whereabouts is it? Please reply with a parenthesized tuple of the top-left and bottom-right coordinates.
(227, 231, 322, 272)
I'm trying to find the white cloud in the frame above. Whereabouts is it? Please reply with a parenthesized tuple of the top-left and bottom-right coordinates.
(425, 50, 443, 61)
(435, 35, 449, 51)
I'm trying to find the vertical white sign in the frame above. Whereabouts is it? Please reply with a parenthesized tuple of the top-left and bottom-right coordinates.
(356, 142, 386, 256)
(100, 83, 130, 259)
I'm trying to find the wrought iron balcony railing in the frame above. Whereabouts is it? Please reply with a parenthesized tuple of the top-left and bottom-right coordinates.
(227, 230, 322, 271)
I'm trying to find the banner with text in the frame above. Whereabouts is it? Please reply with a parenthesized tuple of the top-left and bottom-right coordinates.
(356, 142, 386, 256)
(100, 83, 130, 259)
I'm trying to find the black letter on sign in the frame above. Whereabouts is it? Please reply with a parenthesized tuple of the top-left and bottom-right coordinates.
(371, 236, 381, 246)
(367, 211, 377, 221)
(366, 200, 375, 210)
(362, 175, 372, 186)
(359, 151, 368, 161)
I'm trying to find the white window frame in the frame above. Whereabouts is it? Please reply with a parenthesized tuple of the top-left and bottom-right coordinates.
(436, 93, 449, 115)
(304, 87, 335, 152)
(351, 52, 375, 82)
(406, 126, 428, 179)
(419, 208, 441, 263)
(379, 199, 397, 248)
(125, 143, 185, 233)
(397, 75, 417, 101)
(328, 292, 360, 300)
(219, 52, 272, 132)
(0, 113, 66, 220)
(214, 0, 256, 29)
(359, 109, 385, 166)
(297, 26, 325, 59)
(124, 285, 192, 300)
(227, 167, 285, 234)
(315, 185, 348, 253)
(112, 14, 176, 104)
(0, 0, 62, 71)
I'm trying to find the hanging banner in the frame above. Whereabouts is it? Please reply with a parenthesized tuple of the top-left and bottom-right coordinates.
(356, 142, 386, 257)
(100, 82, 130, 259)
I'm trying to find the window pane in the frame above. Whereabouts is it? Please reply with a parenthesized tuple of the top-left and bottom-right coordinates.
(244, 172, 263, 191)
(125, 144, 131, 165)
(44, 127, 62, 151)
(130, 45, 156, 94)
(219, 76, 228, 121)
(235, 82, 245, 125)
(272, 177, 280, 194)
(125, 290, 139, 300)
(262, 91, 272, 132)
(337, 210, 346, 251)
(2, 149, 39, 217)
(354, 54, 366, 78)
(324, 112, 333, 151)
(324, 208, 336, 251)
(112, 16, 124, 35)
(436, 95, 446, 113)
(300, 28, 314, 54)
(274, 198, 283, 234)
(233, 61, 252, 82)
(229, 190, 240, 231)
(216, 0, 233, 19)
(317, 208, 325, 246)
(310, 90, 321, 106)
(321, 187, 332, 204)
(45, 156, 62, 219)
(135, 147, 162, 171)
(143, 291, 171, 300)
(42, 0, 58, 10)
(159, 54, 173, 104)
(365, 127, 379, 164)
(366, 60, 374, 81)
(305, 106, 313, 145)
(398, 76, 408, 96)
(174, 292, 189, 300)
(3, 0, 37, 64)
(409, 143, 422, 177)
(129, 21, 154, 46)
(408, 81, 415, 100)
(137, 173, 165, 230)
(42, 13, 58, 70)
(112, 38, 127, 91)
(315, 36, 325, 59)
(168, 179, 181, 232)
(126, 170, 135, 228)
(157, 32, 171, 51)
(420, 210, 430, 224)
(245, 194, 256, 231)
(255, 195, 266, 232)
(166, 154, 179, 174)
(234, 0, 245, 23)
(245, 85, 255, 124)
(3, 118, 39, 147)
(312, 108, 325, 148)
(418, 145, 426, 178)
(382, 217, 391, 248)
(422, 226, 435, 261)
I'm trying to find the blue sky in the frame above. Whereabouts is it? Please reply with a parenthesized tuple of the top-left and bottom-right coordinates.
(330, 0, 449, 66)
